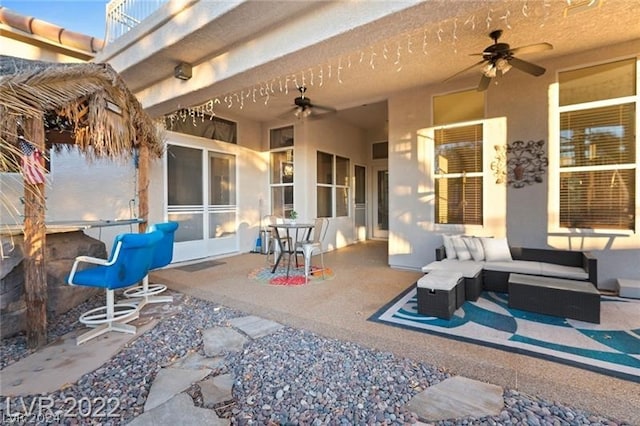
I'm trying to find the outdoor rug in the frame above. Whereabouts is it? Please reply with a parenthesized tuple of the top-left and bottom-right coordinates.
(369, 285, 640, 382)
(248, 265, 335, 286)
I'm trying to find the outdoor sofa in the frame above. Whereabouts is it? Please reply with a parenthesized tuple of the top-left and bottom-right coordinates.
(421, 236, 598, 294)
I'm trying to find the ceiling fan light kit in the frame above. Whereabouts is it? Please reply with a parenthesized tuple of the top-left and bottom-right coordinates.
(294, 106, 312, 119)
(444, 29, 552, 91)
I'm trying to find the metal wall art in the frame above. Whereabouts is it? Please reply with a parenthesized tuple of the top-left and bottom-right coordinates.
(506, 139, 548, 188)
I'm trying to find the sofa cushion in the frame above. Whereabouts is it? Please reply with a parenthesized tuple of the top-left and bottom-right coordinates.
(452, 236, 472, 261)
(463, 236, 485, 261)
(442, 234, 457, 260)
(417, 270, 463, 290)
(483, 260, 542, 275)
(422, 259, 484, 278)
(481, 237, 513, 262)
(540, 263, 589, 280)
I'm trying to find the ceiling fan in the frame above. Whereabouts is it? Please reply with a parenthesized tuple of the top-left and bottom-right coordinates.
(444, 29, 553, 91)
(287, 86, 335, 119)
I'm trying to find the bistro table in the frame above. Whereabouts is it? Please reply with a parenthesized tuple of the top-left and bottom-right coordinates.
(268, 222, 314, 275)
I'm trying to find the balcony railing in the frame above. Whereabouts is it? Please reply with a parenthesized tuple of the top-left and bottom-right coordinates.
(106, 0, 168, 43)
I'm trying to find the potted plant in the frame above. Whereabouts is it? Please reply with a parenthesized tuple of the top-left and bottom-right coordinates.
(289, 210, 298, 224)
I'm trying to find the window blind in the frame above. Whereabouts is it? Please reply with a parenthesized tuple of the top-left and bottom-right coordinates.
(434, 124, 483, 225)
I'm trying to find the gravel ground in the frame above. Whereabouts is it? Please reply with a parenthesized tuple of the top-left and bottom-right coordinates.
(0, 293, 632, 425)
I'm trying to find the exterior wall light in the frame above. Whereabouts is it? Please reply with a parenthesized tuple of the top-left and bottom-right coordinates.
(174, 63, 192, 80)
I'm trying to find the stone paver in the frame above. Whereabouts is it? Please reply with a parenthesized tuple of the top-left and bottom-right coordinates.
(202, 326, 248, 357)
(407, 376, 504, 422)
(172, 352, 226, 370)
(228, 315, 284, 339)
(0, 320, 157, 395)
(144, 367, 212, 411)
(128, 393, 229, 426)
(199, 373, 235, 407)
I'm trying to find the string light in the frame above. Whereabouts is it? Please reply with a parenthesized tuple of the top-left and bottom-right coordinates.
(500, 10, 511, 29)
(452, 18, 458, 54)
(394, 43, 402, 72)
(464, 14, 476, 30)
(164, 1, 565, 125)
(422, 29, 429, 55)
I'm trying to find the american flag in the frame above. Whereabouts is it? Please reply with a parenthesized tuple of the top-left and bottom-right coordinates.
(18, 136, 46, 185)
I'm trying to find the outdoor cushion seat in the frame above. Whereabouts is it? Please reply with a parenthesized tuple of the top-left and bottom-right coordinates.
(482, 260, 542, 275)
(67, 231, 163, 345)
(425, 237, 597, 294)
(123, 221, 178, 307)
(421, 259, 483, 301)
(540, 263, 589, 281)
(422, 259, 483, 278)
(417, 270, 464, 319)
(424, 258, 589, 282)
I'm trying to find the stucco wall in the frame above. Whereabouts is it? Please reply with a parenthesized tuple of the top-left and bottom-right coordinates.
(0, 149, 139, 254)
(387, 41, 640, 289)
(260, 115, 369, 252)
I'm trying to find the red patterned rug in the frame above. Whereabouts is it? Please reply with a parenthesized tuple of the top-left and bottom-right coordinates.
(248, 265, 335, 286)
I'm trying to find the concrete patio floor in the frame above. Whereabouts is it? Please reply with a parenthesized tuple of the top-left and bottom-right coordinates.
(153, 240, 639, 424)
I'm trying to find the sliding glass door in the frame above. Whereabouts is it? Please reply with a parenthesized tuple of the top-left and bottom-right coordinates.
(167, 144, 237, 262)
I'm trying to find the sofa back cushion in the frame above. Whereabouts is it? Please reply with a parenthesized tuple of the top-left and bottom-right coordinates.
(442, 234, 458, 259)
(481, 237, 513, 262)
(463, 237, 485, 261)
(451, 236, 472, 261)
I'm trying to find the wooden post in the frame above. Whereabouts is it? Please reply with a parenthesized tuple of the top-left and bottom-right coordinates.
(23, 117, 47, 349)
(137, 143, 149, 234)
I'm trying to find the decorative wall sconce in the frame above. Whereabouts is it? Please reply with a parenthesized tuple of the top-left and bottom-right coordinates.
(174, 63, 192, 80)
(491, 145, 507, 184)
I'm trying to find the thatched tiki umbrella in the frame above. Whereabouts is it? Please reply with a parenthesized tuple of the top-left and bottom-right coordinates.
(0, 56, 164, 349)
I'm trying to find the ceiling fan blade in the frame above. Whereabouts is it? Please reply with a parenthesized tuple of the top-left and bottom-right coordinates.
(277, 107, 298, 120)
(477, 74, 492, 92)
(509, 56, 546, 76)
(308, 109, 337, 121)
(510, 42, 553, 55)
(443, 59, 487, 83)
(311, 104, 336, 113)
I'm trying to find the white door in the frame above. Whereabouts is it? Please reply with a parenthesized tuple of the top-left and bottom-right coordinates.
(166, 144, 237, 262)
(372, 166, 388, 239)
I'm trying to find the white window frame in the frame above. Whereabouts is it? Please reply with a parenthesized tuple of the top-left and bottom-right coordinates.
(432, 121, 485, 226)
(549, 57, 639, 234)
(316, 151, 350, 218)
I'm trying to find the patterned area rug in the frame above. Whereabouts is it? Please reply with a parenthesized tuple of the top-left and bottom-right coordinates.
(369, 285, 640, 382)
(248, 265, 335, 286)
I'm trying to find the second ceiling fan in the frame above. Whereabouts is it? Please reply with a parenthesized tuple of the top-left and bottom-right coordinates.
(444, 29, 553, 91)
(287, 86, 336, 119)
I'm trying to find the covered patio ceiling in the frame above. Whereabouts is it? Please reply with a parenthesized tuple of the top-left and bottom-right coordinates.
(98, 0, 640, 129)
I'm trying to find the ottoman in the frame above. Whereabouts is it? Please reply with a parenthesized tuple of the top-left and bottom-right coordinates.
(421, 260, 483, 301)
(417, 271, 464, 319)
